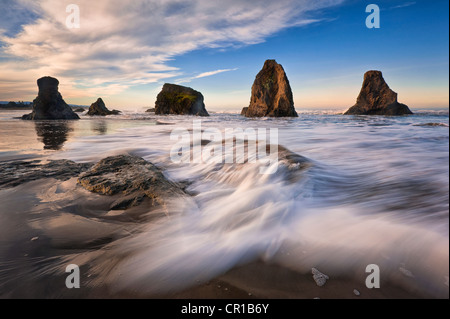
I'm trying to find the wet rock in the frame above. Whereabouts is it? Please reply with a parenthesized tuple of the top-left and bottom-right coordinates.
(77, 155, 186, 210)
(146, 108, 156, 113)
(22, 77, 80, 120)
(243, 60, 298, 117)
(0, 160, 92, 189)
(312, 268, 329, 287)
(345, 71, 413, 115)
(155, 84, 209, 116)
(87, 98, 121, 116)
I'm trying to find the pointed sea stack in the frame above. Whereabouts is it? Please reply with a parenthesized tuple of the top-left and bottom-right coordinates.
(87, 98, 121, 116)
(243, 60, 298, 117)
(155, 84, 209, 116)
(22, 77, 79, 120)
(345, 71, 413, 115)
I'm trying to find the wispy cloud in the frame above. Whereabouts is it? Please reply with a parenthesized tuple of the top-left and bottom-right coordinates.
(177, 68, 239, 83)
(0, 0, 344, 101)
(389, 2, 416, 10)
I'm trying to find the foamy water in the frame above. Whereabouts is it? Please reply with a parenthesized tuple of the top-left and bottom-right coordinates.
(0, 109, 448, 297)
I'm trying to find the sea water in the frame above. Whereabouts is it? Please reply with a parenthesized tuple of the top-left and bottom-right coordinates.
(0, 109, 448, 297)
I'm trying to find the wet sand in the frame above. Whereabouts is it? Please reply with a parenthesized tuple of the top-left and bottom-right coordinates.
(0, 177, 446, 299)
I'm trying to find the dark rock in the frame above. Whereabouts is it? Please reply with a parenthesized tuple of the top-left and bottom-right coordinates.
(344, 71, 413, 115)
(22, 77, 80, 120)
(73, 108, 86, 113)
(146, 108, 156, 113)
(87, 98, 121, 116)
(155, 84, 209, 116)
(78, 155, 186, 210)
(243, 60, 298, 117)
(0, 160, 92, 189)
(241, 107, 248, 116)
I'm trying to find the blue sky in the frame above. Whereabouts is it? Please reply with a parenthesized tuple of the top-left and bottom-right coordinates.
(0, 0, 448, 111)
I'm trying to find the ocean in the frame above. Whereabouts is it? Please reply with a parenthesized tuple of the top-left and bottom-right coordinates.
(0, 108, 448, 298)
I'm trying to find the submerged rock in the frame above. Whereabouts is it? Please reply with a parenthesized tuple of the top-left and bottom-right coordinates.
(73, 108, 86, 113)
(77, 155, 186, 210)
(312, 268, 329, 287)
(155, 83, 209, 116)
(0, 160, 92, 189)
(87, 98, 121, 116)
(243, 60, 298, 117)
(22, 77, 80, 120)
(344, 71, 413, 115)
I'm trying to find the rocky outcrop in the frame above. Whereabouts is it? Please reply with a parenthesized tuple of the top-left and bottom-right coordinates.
(22, 77, 80, 120)
(146, 108, 156, 113)
(155, 84, 209, 116)
(345, 71, 413, 115)
(0, 160, 92, 189)
(78, 155, 186, 210)
(241, 107, 249, 116)
(87, 98, 121, 116)
(243, 60, 298, 117)
(73, 108, 86, 113)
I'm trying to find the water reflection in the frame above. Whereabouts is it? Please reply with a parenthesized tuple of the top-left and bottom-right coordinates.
(91, 120, 109, 135)
(35, 121, 74, 150)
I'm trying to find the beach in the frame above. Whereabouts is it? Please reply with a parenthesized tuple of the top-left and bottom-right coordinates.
(0, 109, 448, 299)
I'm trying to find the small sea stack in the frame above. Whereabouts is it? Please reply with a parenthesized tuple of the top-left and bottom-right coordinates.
(87, 98, 121, 116)
(243, 60, 298, 117)
(344, 71, 413, 115)
(22, 76, 80, 120)
(155, 84, 209, 116)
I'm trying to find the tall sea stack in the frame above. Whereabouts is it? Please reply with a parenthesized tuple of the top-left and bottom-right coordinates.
(242, 60, 298, 117)
(345, 71, 413, 115)
(22, 77, 79, 120)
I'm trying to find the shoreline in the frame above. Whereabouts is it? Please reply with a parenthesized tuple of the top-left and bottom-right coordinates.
(0, 161, 447, 299)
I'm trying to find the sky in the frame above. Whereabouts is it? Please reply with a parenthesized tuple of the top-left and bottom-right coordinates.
(0, 0, 448, 111)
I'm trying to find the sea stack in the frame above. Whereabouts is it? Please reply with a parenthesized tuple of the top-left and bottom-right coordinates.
(22, 77, 79, 120)
(87, 98, 121, 116)
(155, 84, 209, 116)
(345, 71, 413, 115)
(243, 60, 298, 117)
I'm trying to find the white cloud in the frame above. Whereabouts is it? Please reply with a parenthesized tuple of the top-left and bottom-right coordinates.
(177, 68, 238, 83)
(0, 0, 344, 101)
(389, 2, 416, 10)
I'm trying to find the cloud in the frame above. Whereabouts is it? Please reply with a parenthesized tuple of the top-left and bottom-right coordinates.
(389, 2, 416, 10)
(177, 68, 238, 83)
(0, 0, 344, 101)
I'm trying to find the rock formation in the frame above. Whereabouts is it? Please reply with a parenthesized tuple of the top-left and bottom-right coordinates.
(243, 60, 298, 117)
(78, 155, 186, 210)
(146, 108, 156, 113)
(87, 98, 121, 116)
(344, 71, 413, 115)
(73, 107, 86, 113)
(155, 84, 209, 116)
(0, 159, 91, 189)
(22, 77, 80, 120)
